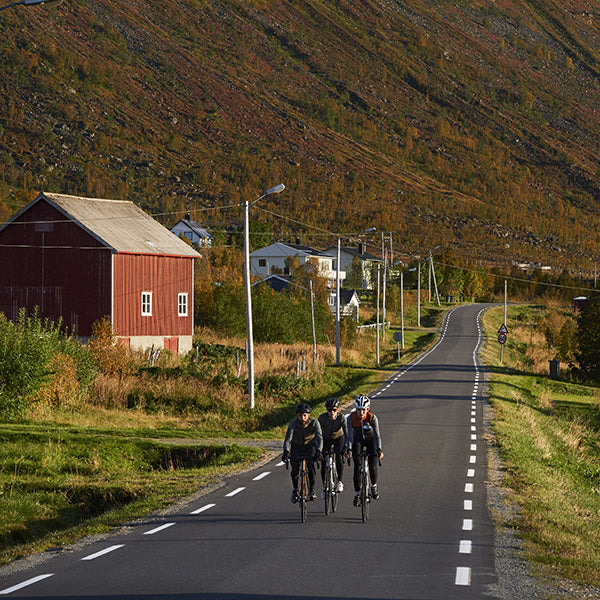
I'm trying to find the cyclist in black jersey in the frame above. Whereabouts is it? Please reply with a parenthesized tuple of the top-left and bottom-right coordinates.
(282, 403, 323, 503)
(318, 398, 348, 496)
(346, 394, 384, 506)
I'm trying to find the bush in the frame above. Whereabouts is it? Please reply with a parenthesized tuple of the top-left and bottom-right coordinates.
(0, 309, 96, 419)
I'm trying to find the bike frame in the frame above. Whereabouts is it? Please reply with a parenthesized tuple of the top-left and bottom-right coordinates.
(323, 446, 338, 515)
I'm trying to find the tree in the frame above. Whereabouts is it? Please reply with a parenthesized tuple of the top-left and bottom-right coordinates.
(344, 257, 363, 289)
(575, 294, 600, 381)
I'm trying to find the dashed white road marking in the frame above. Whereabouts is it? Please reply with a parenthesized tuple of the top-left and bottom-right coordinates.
(190, 503, 215, 514)
(464, 500, 473, 511)
(144, 522, 176, 535)
(459, 540, 472, 554)
(0, 574, 55, 595)
(469, 455, 476, 463)
(225, 487, 245, 497)
(467, 468, 475, 477)
(464, 483, 473, 493)
(81, 545, 124, 561)
(455, 566, 471, 585)
(253, 472, 271, 481)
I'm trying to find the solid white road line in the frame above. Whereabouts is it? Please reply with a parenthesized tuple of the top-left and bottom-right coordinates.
(190, 503, 216, 514)
(81, 545, 124, 561)
(225, 487, 245, 497)
(0, 574, 55, 595)
(144, 522, 176, 535)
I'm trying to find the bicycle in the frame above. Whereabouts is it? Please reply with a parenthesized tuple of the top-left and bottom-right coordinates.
(358, 450, 371, 522)
(298, 458, 309, 522)
(322, 446, 339, 515)
(286, 457, 310, 522)
(355, 449, 381, 522)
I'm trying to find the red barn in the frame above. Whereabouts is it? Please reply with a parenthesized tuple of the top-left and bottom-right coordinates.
(0, 193, 201, 354)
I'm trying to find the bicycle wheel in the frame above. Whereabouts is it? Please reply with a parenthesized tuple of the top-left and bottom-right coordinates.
(299, 461, 308, 523)
(331, 461, 338, 513)
(361, 459, 370, 522)
(324, 460, 332, 516)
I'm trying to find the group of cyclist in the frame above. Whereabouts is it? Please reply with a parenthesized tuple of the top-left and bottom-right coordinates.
(282, 394, 383, 507)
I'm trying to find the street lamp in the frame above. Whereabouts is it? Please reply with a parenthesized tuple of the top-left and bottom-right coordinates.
(0, 0, 63, 11)
(244, 183, 285, 409)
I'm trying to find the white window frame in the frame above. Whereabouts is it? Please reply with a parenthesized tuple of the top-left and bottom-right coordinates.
(141, 291, 152, 316)
(178, 292, 188, 317)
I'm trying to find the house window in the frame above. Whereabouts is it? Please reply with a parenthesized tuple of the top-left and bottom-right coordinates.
(258, 258, 267, 268)
(178, 293, 188, 317)
(141, 292, 152, 316)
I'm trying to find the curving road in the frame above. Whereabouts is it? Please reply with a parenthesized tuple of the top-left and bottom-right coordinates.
(0, 303, 502, 600)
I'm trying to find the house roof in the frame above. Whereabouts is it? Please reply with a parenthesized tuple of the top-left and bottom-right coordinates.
(252, 274, 293, 292)
(172, 218, 212, 239)
(340, 289, 360, 304)
(250, 242, 330, 258)
(325, 245, 382, 262)
(1, 193, 201, 258)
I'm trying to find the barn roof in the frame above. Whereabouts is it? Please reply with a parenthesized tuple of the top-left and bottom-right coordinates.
(2, 193, 200, 257)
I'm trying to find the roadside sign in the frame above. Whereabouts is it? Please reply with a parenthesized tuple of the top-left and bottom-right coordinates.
(498, 333, 507, 344)
(498, 324, 508, 334)
(393, 331, 403, 342)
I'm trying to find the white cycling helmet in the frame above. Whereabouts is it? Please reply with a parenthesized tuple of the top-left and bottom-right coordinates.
(354, 394, 371, 410)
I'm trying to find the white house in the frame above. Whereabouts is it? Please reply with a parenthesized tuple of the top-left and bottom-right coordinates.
(324, 244, 382, 289)
(328, 289, 361, 320)
(170, 214, 212, 246)
(250, 242, 341, 287)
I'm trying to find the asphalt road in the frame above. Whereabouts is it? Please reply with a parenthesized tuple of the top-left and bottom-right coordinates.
(0, 303, 501, 600)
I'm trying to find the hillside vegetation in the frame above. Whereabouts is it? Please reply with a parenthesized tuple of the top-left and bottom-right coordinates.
(1, 1, 600, 268)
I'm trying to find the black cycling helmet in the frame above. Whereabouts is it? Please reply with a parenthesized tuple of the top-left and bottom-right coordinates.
(325, 398, 340, 410)
(296, 402, 312, 414)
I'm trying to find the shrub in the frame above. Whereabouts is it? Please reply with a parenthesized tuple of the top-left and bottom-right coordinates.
(0, 308, 94, 419)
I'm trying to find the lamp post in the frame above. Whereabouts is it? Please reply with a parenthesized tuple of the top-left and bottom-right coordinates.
(400, 266, 416, 350)
(0, 0, 62, 11)
(244, 183, 285, 409)
(335, 226, 375, 366)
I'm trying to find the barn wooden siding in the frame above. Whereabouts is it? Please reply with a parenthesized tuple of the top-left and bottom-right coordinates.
(112, 253, 194, 337)
(0, 200, 112, 336)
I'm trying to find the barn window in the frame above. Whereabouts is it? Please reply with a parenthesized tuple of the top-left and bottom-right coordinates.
(258, 259, 267, 268)
(141, 292, 152, 316)
(178, 293, 188, 316)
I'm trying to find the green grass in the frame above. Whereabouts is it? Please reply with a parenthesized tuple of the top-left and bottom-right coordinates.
(483, 306, 600, 586)
(0, 428, 261, 564)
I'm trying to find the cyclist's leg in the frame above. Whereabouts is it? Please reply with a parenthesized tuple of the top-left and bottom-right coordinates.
(333, 436, 345, 483)
(290, 456, 300, 490)
(352, 441, 362, 491)
(367, 439, 378, 484)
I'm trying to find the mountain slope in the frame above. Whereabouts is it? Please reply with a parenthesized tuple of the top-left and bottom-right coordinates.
(1, 0, 600, 268)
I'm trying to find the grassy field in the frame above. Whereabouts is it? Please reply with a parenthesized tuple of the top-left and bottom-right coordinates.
(0, 308, 441, 566)
(482, 305, 600, 587)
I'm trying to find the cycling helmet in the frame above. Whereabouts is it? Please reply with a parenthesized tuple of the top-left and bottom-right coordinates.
(296, 402, 312, 414)
(325, 398, 340, 410)
(354, 394, 371, 410)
